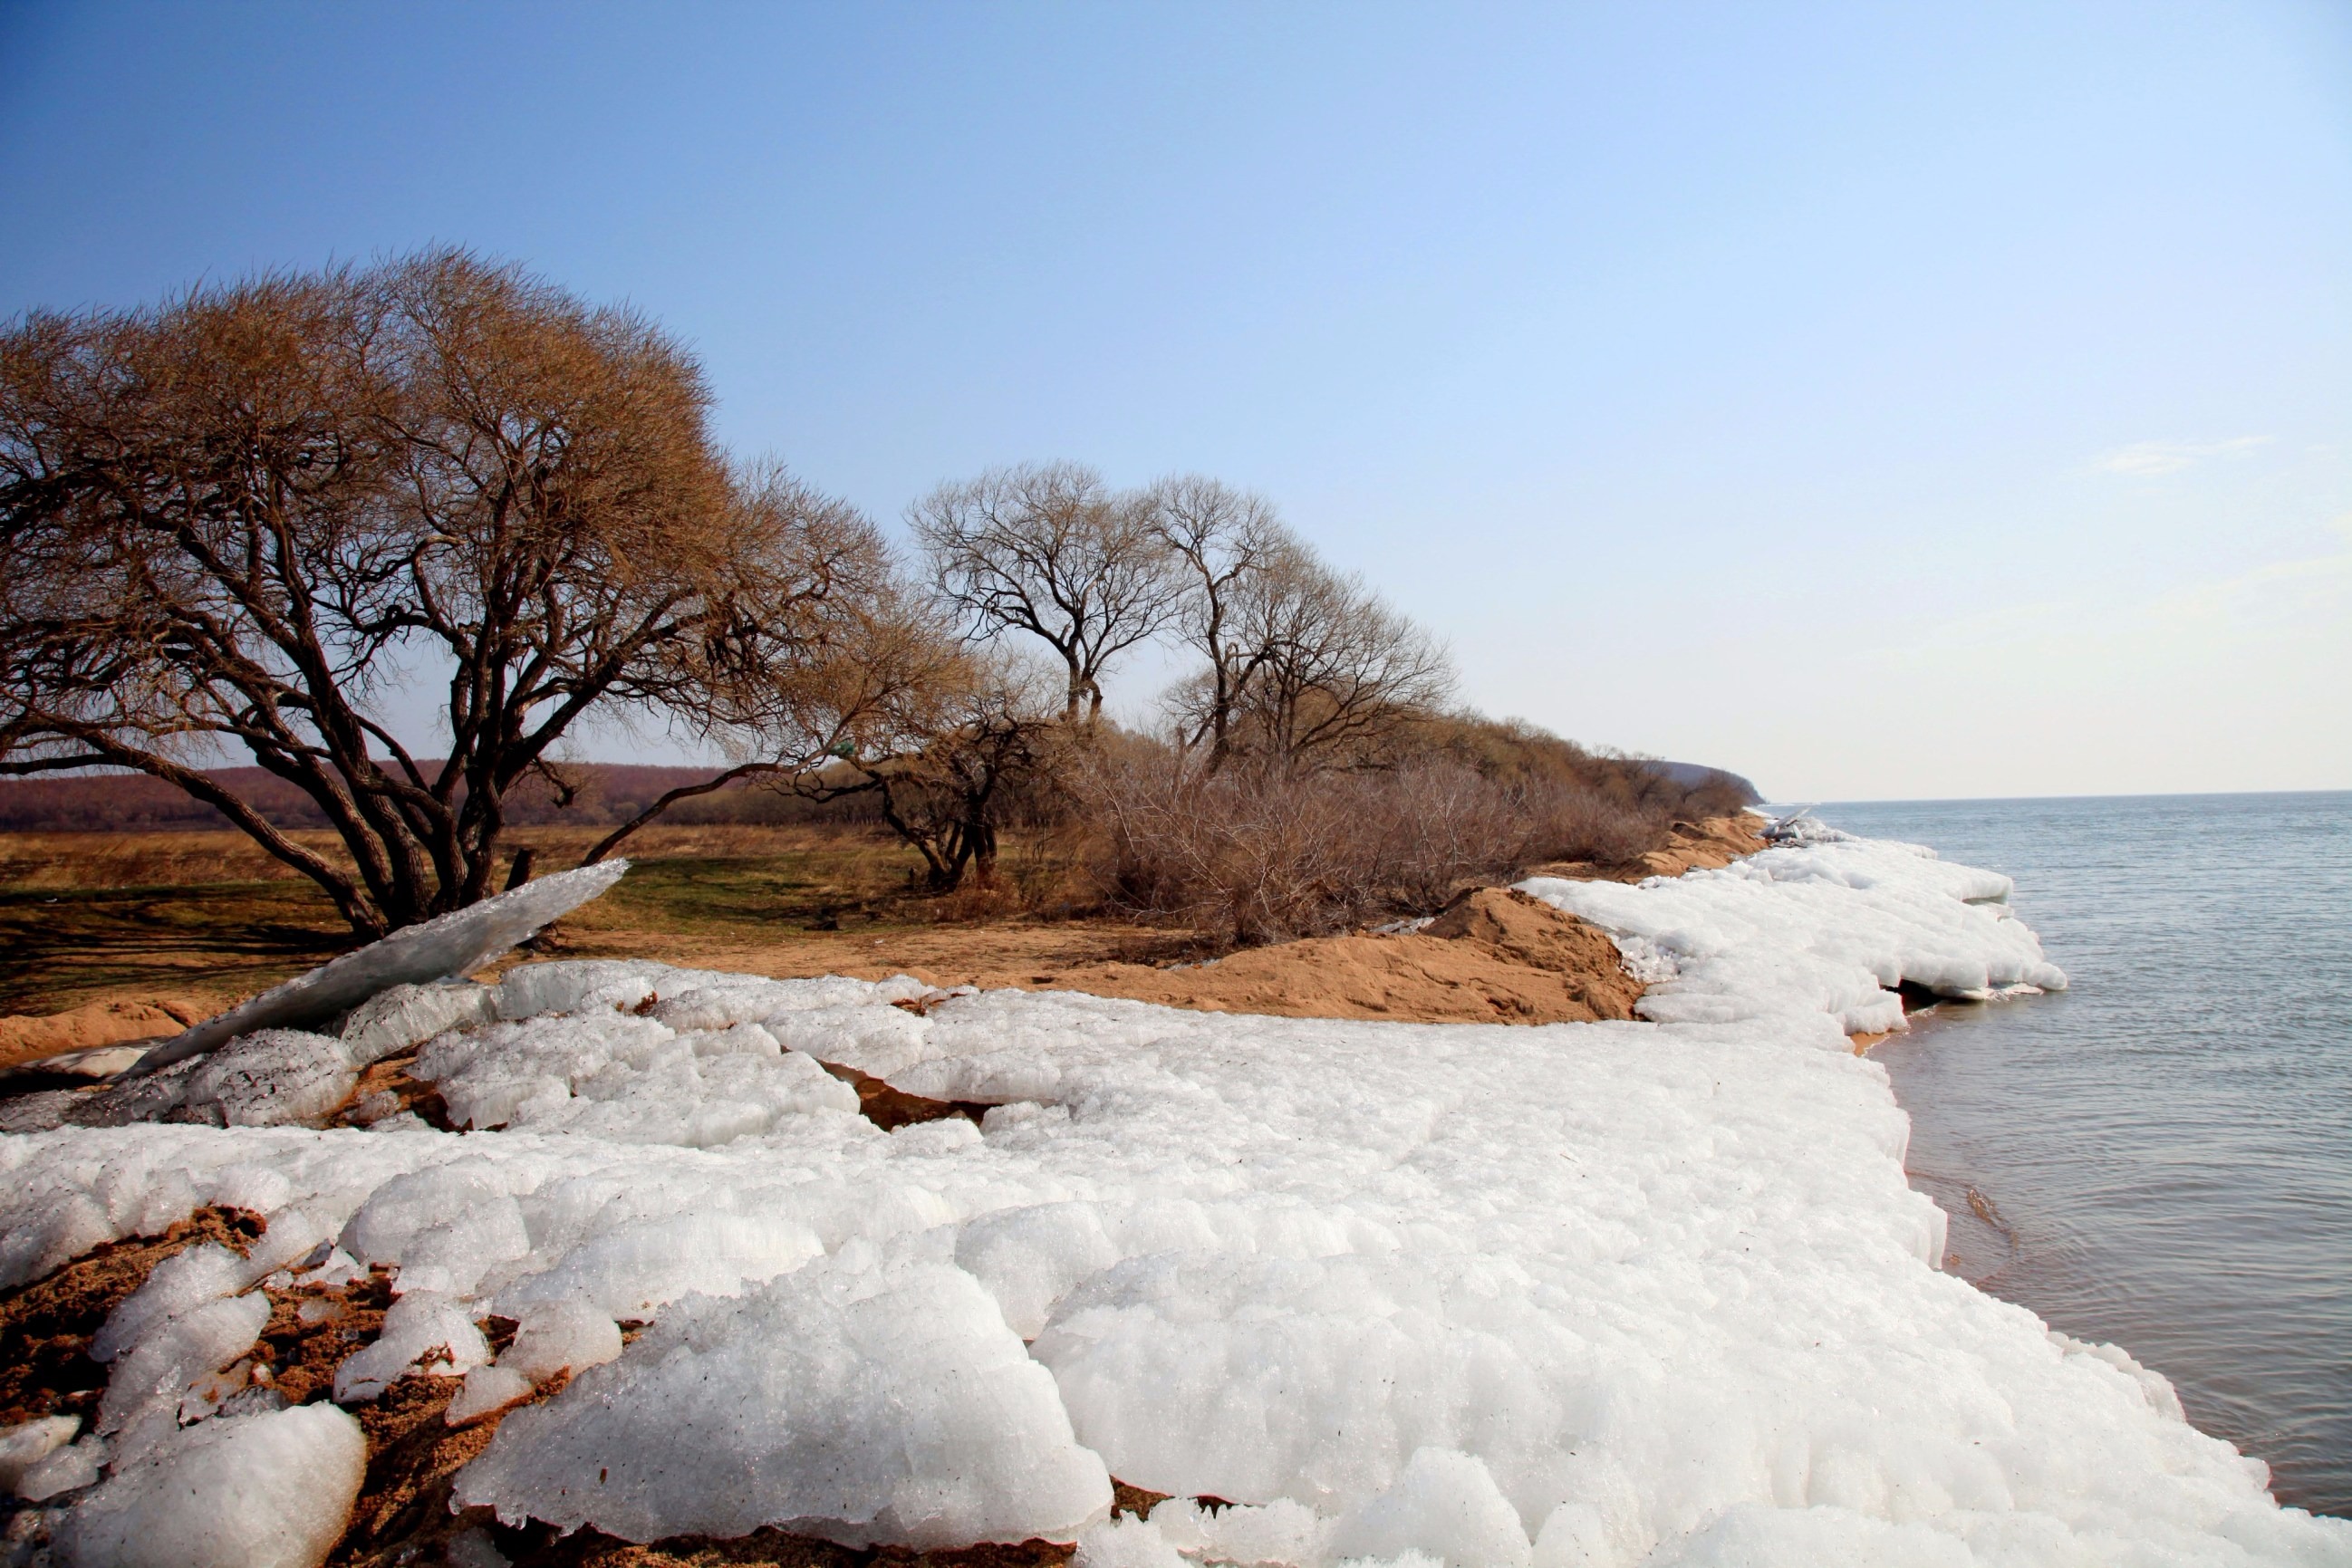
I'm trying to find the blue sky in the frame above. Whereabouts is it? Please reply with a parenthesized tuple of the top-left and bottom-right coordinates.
(3, 0, 2346, 799)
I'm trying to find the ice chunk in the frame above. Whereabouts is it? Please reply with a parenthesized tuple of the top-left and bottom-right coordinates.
(500, 1299, 622, 1384)
(1642, 1501, 1975, 1567)
(0, 1087, 81, 1135)
(2049, 1331, 2187, 1423)
(496, 1210, 824, 1320)
(340, 980, 499, 1065)
(1148, 1497, 1329, 1565)
(1329, 1448, 1531, 1568)
(332, 1289, 488, 1401)
(493, 957, 666, 1020)
(295, 1246, 366, 1292)
(447, 1363, 535, 1425)
(1074, 1515, 1190, 1568)
(179, 1030, 355, 1127)
(446, 1526, 514, 1568)
(91, 1243, 248, 1362)
(1531, 1504, 1613, 1568)
(99, 1291, 270, 1434)
(955, 1202, 1120, 1339)
(0, 1415, 81, 1495)
(1518, 833, 2068, 1037)
(458, 1252, 1113, 1548)
(128, 861, 629, 1076)
(341, 1163, 523, 1269)
(766, 1002, 937, 1078)
(93, 1212, 323, 1364)
(16, 1435, 105, 1501)
(51, 1401, 366, 1568)
(412, 1008, 860, 1145)
(385, 1195, 532, 1298)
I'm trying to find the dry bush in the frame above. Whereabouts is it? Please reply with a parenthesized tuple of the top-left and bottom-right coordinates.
(1082, 710, 1743, 947)
(1083, 749, 1645, 946)
(1086, 757, 1370, 945)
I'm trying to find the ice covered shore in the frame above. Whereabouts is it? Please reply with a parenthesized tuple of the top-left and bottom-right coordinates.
(4, 829, 2347, 1566)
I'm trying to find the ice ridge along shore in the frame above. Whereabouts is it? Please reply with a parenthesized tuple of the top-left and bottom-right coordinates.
(3, 828, 2347, 1567)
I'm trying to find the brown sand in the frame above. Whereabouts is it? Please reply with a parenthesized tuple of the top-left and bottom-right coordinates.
(675, 814, 1767, 1026)
(1023, 887, 1644, 1025)
(553, 816, 1769, 1030)
(0, 997, 204, 1072)
(538, 887, 1642, 1029)
(1526, 812, 1769, 883)
(0, 815, 1767, 1059)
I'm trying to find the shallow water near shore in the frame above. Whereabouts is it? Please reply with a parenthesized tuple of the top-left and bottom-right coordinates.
(1817, 791, 2352, 1515)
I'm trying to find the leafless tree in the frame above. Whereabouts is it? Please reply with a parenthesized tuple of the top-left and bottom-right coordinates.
(1165, 537, 1454, 775)
(577, 467, 959, 866)
(811, 653, 1069, 892)
(910, 461, 1176, 721)
(0, 251, 911, 935)
(1146, 474, 1288, 770)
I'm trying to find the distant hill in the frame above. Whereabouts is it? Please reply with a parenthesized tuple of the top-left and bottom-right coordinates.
(1651, 762, 1760, 803)
(0, 764, 879, 833)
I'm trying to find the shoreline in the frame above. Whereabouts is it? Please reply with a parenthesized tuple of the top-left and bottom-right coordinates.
(0, 815, 1770, 1073)
(4, 821, 2346, 1566)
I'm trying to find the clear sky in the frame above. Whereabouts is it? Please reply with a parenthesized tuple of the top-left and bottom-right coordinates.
(4, 0, 2347, 801)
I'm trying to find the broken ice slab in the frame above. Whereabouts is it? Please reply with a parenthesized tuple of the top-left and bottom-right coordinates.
(0, 1044, 152, 1082)
(125, 861, 630, 1078)
(339, 982, 500, 1066)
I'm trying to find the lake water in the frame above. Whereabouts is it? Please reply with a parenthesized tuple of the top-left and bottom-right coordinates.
(1813, 792, 2352, 1515)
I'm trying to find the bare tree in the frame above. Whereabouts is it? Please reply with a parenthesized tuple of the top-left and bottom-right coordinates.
(1147, 474, 1288, 771)
(790, 653, 1067, 892)
(1163, 534, 1454, 775)
(1242, 553, 1453, 770)
(577, 466, 959, 866)
(0, 251, 905, 935)
(910, 461, 1176, 721)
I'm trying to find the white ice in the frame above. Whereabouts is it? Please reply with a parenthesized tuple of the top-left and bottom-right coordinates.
(1518, 833, 2068, 1035)
(0, 1415, 81, 1496)
(340, 980, 499, 1066)
(49, 1401, 365, 1568)
(180, 1030, 357, 1127)
(1327, 1449, 1534, 1568)
(457, 1247, 1113, 1547)
(446, 1364, 535, 1425)
(129, 859, 631, 1074)
(1, 835, 2343, 1564)
(499, 1298, 623, 1384)
(332, 1289, 488, 1401)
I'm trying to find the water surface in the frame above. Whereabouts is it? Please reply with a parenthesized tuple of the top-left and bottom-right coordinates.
(1817, 792, 2351, 1515)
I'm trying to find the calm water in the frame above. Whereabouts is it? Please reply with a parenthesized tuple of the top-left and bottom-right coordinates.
(1815, 793, 2352, 1515)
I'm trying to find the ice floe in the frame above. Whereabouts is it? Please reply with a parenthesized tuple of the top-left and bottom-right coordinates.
(1518, 832, 2069, 1034)
(0, 833, 2343, 1565)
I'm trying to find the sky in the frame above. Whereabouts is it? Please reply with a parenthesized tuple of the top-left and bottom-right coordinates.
(2, 0, 2347, 802)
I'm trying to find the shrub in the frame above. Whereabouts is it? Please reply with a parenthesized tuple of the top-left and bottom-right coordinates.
(1083, 746, 1672, 946)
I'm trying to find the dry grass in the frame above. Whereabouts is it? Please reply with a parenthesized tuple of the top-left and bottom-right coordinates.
(0, 823, 1110, 1019)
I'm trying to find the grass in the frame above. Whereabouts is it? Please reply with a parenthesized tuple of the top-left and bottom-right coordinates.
(0, 878, 351, 1016)
(0, 823, 1093, 1017)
